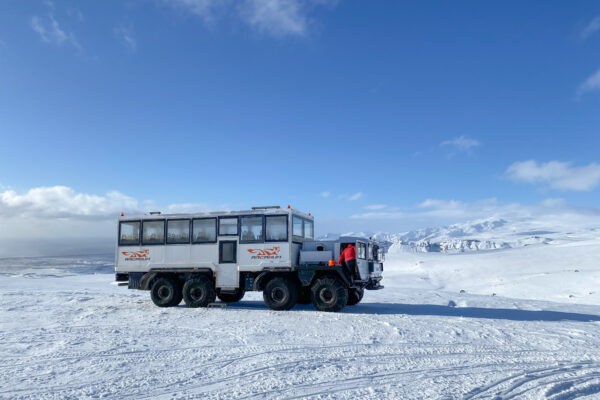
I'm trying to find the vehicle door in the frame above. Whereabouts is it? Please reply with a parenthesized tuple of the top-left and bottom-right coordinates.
(355, 241, 369, 281)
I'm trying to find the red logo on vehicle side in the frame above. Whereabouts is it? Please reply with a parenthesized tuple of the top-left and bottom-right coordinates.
(122, 250, 150, 261)
(248, 247, 281, 259)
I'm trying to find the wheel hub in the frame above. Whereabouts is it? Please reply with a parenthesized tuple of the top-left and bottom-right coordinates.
(319, 288, 334, 303)
(190, 287, 203, 301)
(272, 287, 285, 302)
(158, 286, 171, 300)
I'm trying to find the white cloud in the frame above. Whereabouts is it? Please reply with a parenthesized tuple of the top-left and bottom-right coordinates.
(114, 25, 137, 51)
(349, 197, 600, 233)
(168, 0, 338, 37)
(0, 185, 229, 221)
(320, 191, 331, 198)
(506, 160, 600, 191)
(577, 68, 600, 96)
(168, 0, 224, 24)
(31, 13, 80, 49)
(351, 198, 501, 221)
(239, 0, 307, 37)
(0, 186, 140, 219)
(164, 202, 227, 214)
(581, 16, 600, 39)
(364, 204, 387, 210)
(418, 199, 464, 210)
(348, 192, 362, 201)
(336, 192, 363, 201)
(440, 136, 481, 152)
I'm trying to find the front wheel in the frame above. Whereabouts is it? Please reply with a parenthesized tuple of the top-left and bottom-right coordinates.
(183, 277, 216, 308)
(150, 277, 182, 307)
(263, 277, 298, 311)
(311, 276, 348, 312)
(347, 288, 364, 306)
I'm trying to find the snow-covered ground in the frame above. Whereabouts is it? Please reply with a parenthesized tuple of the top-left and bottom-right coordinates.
(2, 242, 600, 399)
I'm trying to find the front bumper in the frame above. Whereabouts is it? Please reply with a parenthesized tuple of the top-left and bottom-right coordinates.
(365, 277, 384, 290)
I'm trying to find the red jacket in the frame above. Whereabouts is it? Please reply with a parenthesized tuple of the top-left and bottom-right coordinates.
(338, 245, 356, 264)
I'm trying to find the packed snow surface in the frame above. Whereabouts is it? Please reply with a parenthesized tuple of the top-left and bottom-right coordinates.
(2, 240, 600, 399)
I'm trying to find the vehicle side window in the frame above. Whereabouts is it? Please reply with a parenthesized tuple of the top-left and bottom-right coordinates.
(266, 215, 287, 241)
(142, 220, 165, 245)
(219, 217, 238, 236)
(240, 216, 264, 243)
(357, 242, 367, 259)
(292, 215, 303, 239)
(219, 241, 237, 263)
(303, 219, 314, 239)
(167, 220, 190, 244)
(193, 218, 217, 243)
(119, 221, 140, 245)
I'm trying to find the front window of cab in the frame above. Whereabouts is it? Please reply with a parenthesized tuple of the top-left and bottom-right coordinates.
(357, 242, 367, 259)
(293, 216, 303, 238)
(303, 219, 313, 239)
(119, 221, 140, 245)
(292, 215, 314, 241)
(143, 220, 165, 245)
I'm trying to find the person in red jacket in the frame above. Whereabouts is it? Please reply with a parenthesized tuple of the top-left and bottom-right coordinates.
(338, 243, 359, 280)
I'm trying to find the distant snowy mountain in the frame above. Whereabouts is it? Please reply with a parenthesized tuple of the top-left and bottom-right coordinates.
(321, 216, 600, 254)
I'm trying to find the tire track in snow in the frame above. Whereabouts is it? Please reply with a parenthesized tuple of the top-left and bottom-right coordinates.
(464, 360, 600, 399)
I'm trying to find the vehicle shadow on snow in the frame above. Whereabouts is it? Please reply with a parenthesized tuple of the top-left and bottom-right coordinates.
(226, 301, 600, 322)
(342, 303, 600, 322)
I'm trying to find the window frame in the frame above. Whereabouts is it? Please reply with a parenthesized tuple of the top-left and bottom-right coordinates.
(142, 219, 166, 246)
(292, 215, 304, 242)
(192, 217, 218, 244)
(292, 215, 314, 242)
(303, 219, 314, 240)
(166, 218, 191, 245)
(371, 244, 379, 261)
(238, 214, 265, 244)
(119, 220, 141, 246)
(219, 240, 237, 264)
(218, 216, 239, 236)
(265, 214, 289, 243)
(357, 241, 367, 260)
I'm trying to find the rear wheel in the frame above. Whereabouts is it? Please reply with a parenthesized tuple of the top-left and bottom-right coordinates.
(347, 288, 364, 306)
(311, 276, 348, 312)
(150, 277, 181, 307)
(183, 277, 216, 308)
(217, 288, 245, 303)
(297, 287, 312, 305)
(263, 277, 298, 311)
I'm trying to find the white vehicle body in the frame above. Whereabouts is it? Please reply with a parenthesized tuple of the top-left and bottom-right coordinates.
(115, 207, 313, 289)
(114, 205, 384, 312)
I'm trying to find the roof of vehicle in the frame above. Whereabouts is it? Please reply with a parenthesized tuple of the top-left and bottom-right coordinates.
(118, 206, 313, 220)
(317, 235, 372, 243)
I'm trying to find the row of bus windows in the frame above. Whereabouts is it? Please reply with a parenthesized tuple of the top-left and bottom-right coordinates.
(119, 215, 292, 246)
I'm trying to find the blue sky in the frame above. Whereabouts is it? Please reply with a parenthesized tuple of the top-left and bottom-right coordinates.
(1, 0, 600, 242)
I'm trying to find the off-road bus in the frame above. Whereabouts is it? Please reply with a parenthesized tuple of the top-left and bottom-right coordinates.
(115, 206, 384, 312)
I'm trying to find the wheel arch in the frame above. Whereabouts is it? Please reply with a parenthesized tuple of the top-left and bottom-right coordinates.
(141, 269, 213, 290)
